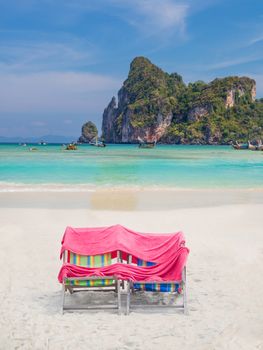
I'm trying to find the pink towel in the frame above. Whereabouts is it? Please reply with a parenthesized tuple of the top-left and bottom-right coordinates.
(58, 224, 189, 283)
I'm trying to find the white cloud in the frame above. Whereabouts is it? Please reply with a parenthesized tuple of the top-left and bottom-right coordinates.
(111, 0, 189, 38)
(134, 0, 188, 31)
(0, 39, 97, 73)
(202, 55, 263, 70)
(0, 72, 121, 113)
(249, 35, 263, 46)
(0, 36, 121, 131)
(110, 0, 219, 38)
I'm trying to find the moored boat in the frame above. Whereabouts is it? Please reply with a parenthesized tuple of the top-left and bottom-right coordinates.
(232, 142, 248, 150)
(248, 141, 256, 150)
(65, 143, 78, 150)
(138, 137, 156, 148)
(89, 137, 106, 147)
(232, 140, 263, 151)
(255, 140, 263, 151)
(138, 142, 156, 148)
(38, 140, 47, 145)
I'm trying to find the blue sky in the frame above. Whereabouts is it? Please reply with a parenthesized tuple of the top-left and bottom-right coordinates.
(0, 0, 262, 139)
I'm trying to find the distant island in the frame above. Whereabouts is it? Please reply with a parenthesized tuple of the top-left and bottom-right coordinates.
(78, 121, 98, 143)
(96, 56, 263, 145)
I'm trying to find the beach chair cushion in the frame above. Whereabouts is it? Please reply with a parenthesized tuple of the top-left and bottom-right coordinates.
(65, 252, 114, 287)
(134, 258, 181, 293)
(133, 282, 181, 292)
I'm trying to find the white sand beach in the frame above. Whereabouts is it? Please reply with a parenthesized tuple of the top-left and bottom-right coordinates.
(0, 190, 263, 350)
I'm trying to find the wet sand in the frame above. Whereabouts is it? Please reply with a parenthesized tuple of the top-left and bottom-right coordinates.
(1, 188, 263, 210)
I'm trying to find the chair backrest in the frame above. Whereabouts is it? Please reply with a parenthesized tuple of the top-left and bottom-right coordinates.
(67, 251, 112, 267)
(137, 258, 155, 267)
(64, 251, 115, 287)
(133, 256, 181, 292)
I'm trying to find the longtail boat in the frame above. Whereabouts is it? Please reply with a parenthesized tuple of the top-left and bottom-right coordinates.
(232, 142, 248, 150)
(232, 140, 263, 151)
(65, 144, 78, 150)
(248, 141, 256, 151)
(138, 137, 156, 148)
(89, 137, 106, 147)
(138, 142, 156, 148)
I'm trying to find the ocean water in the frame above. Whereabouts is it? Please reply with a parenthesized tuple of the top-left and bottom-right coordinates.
(0, 143, 263, 190)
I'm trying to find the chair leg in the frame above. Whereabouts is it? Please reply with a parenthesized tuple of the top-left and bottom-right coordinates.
(183, 266, 188, 315)
(117, 280, 121, 315)
(61, 283, 65, 315)
(126, 281, 130, 315)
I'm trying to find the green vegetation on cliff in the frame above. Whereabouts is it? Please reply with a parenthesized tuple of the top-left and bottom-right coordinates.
(164, 99, 263, 144)
(102, 56, 262, 144)
(164, 76, 260, 144)
(122, 57, 185, 129)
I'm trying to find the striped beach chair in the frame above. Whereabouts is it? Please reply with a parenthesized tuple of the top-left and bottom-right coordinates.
(127, 256, 187, 315)
(61, 250, 121, 313)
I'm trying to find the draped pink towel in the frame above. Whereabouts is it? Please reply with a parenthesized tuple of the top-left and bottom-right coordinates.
(58, 224, 189, 283)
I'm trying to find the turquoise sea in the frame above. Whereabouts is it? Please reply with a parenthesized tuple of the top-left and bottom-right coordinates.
(0, 143, 263, 190)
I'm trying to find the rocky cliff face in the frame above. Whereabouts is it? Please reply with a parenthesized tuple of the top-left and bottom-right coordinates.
(225, 82, 256, 108)
(101, 97, 118, 142)
(187, 105, 211, 122)
(102, 57, 184, 143)
(102, 57, 260, 144)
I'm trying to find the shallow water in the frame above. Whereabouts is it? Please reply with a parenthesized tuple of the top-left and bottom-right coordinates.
(0, 143, 263, 189)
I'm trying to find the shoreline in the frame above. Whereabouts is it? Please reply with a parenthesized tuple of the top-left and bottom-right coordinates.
(1, 188, 263, 210)
(1, 182, 263, 192)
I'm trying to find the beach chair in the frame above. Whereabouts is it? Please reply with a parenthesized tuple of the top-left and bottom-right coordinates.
(61, 250, 121, 313)
(126, 256, 187, 315)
